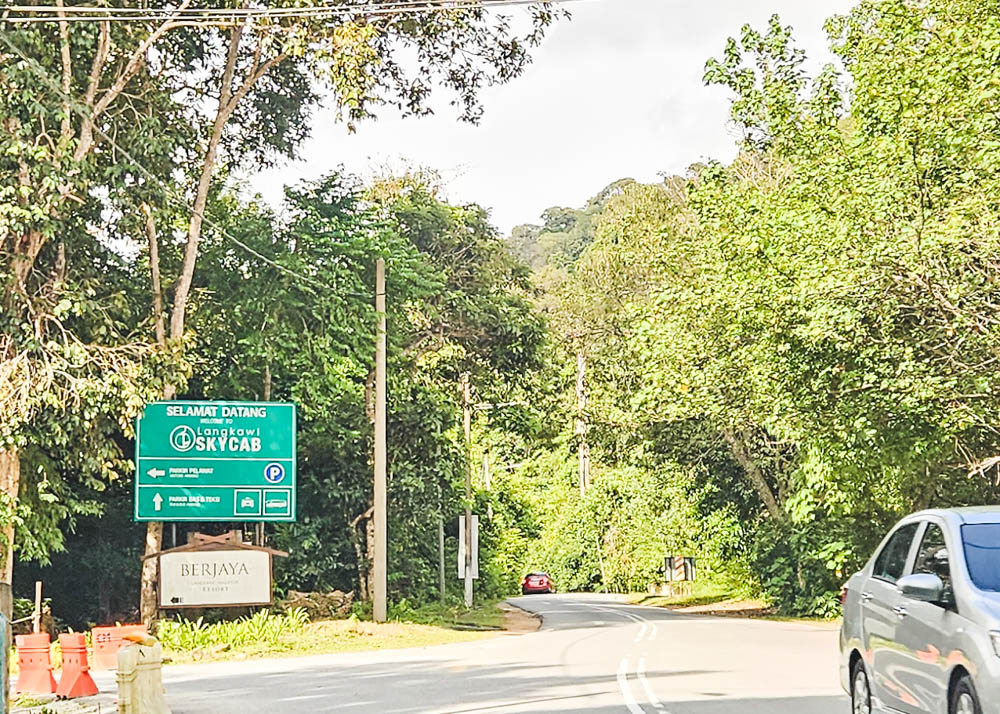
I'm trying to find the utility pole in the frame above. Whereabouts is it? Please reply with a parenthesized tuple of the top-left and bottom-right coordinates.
(435, 424, 446, 603)
(438, 515, 446, 602)
(576, 350, 591, 497)
(461, 372, 474, 608)
(373, 258, 387, 623)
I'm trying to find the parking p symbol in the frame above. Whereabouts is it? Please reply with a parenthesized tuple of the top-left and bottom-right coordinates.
(264, 462, 286, 484)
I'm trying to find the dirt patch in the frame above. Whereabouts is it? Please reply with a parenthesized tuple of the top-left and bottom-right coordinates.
(498, 603, 541, 633)
(12, 693, 117, 714)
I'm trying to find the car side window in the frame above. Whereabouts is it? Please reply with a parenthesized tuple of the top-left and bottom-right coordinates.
(914, 523, 953, 597)
(873, 523, 919, 583)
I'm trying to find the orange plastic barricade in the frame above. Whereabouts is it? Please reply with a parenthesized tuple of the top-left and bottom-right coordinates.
(14, 633, 56, 694)
(55, 632, 99, 698)
(91, 625, 148, 671)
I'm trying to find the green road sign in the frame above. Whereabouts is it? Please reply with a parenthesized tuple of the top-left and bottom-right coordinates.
(135, 401, 296, 522)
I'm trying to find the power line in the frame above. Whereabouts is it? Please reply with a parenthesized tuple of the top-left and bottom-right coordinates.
(4, 0, 546, 13)
(1, 0, 579, 24)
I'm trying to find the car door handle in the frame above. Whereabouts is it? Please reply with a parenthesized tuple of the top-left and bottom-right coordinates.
(861, 592, 874, 602)
(893, 606, 908, 618)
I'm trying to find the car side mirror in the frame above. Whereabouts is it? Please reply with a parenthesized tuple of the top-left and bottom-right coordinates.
(898, 573, 945, 603)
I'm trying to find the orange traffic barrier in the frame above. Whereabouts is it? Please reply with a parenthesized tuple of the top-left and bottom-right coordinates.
(14, 633, 56, 694)
(55, 632, 99, 699)
(91, 624, 147, 670)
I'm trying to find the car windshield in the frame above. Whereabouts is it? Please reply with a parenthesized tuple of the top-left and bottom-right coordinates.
(962, 523, 1000, 591)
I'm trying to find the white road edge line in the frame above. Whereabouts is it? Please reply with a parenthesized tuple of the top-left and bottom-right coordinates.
(637, 656, 667, 712)
(587, 604, 658, 644)
(634, 622, 648, 642)
(617, 658, 648, 714)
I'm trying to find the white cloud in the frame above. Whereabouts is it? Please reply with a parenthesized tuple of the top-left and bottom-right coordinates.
(247, 0, 859, 233)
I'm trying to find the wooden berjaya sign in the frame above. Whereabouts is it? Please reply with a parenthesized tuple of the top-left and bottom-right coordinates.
(134, 401, 297, 522)
(160, 550, 272, 608)
(152, 531, 287, 609)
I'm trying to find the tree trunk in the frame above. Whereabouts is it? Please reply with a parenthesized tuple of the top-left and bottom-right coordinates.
(365, 515, 376, 603)
(0, 449, 20, 622)
(139, 524, 162, 626)
(136, 21, 286, 627)
(138, 205, 170, 627)
(722, 427, 787, 522)
(137, 24, 244, 625)
(576, 350, 591, 496)
(349, 507, 374, 602)
(0, 449, 11, 714)
(143, 202, 166, 346)
(97, 578, 111, 624)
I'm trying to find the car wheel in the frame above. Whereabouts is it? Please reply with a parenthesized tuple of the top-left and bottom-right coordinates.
(851, 660, 872, 714)
(951, 675, 982, 714)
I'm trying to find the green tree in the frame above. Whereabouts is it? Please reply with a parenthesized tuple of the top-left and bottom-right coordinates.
(1, 1, 564, 621)
(518, 3, 1000, 613)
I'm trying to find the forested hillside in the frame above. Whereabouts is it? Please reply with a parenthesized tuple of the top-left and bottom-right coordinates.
(497, 0, 1000, 615)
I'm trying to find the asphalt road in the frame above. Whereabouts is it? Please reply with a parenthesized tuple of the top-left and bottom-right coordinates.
(128, 593, 850, 714)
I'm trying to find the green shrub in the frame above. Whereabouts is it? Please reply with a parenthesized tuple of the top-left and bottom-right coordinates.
(157, 608, 309, 652)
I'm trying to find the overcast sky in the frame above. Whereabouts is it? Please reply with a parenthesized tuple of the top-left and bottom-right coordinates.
(248, 0, 859, 234)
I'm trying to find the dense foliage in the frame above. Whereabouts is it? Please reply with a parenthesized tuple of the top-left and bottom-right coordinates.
(11, 0, 1000, 625)
(1, 2, 561, 625)
(504, 0, 1000, 615)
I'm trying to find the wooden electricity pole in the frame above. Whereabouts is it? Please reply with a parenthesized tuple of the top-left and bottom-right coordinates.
(576, 350, 591, 497)
(436, 428, 446, 603)
(373, 258, 387, 623)
(438, 515, 447, 602)
(461, 373, 474, 608)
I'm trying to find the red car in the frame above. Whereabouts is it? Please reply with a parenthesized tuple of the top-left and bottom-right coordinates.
(521, 572, 554, 595)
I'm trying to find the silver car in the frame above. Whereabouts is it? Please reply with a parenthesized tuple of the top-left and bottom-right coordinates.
(840, 507, 1000, 714)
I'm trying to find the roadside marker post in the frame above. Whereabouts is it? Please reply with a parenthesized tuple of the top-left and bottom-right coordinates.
(660, 555, 697, 597)
(457, 515, 480, 581)
(117, 638, 170, 714)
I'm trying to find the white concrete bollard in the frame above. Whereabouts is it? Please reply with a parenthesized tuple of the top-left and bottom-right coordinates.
(116, 640, 171, 714)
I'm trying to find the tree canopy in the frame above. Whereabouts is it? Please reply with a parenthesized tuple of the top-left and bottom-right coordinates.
(11, 0, 1000, 625)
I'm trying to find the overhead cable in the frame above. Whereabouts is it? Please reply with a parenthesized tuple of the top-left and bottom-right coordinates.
(1, 0, 580, 24)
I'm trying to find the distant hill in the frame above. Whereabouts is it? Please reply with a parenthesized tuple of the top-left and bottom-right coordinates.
(507, 178, 636, 271)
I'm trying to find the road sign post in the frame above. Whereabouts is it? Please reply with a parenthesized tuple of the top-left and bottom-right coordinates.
(135, 401, 296, 522)
(456, 515, 479, 580)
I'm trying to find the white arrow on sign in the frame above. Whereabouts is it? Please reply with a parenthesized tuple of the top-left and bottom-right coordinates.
(153, 493, 163, 512)
(147, 468, 165, 478)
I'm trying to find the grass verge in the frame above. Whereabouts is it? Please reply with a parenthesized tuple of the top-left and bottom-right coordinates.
(162, 600, 508, 665)
(626, 581, 738, 610)
(626, 583, 840, 626)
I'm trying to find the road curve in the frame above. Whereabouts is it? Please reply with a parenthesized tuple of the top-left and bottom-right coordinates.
(136, 593, 848, 713)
